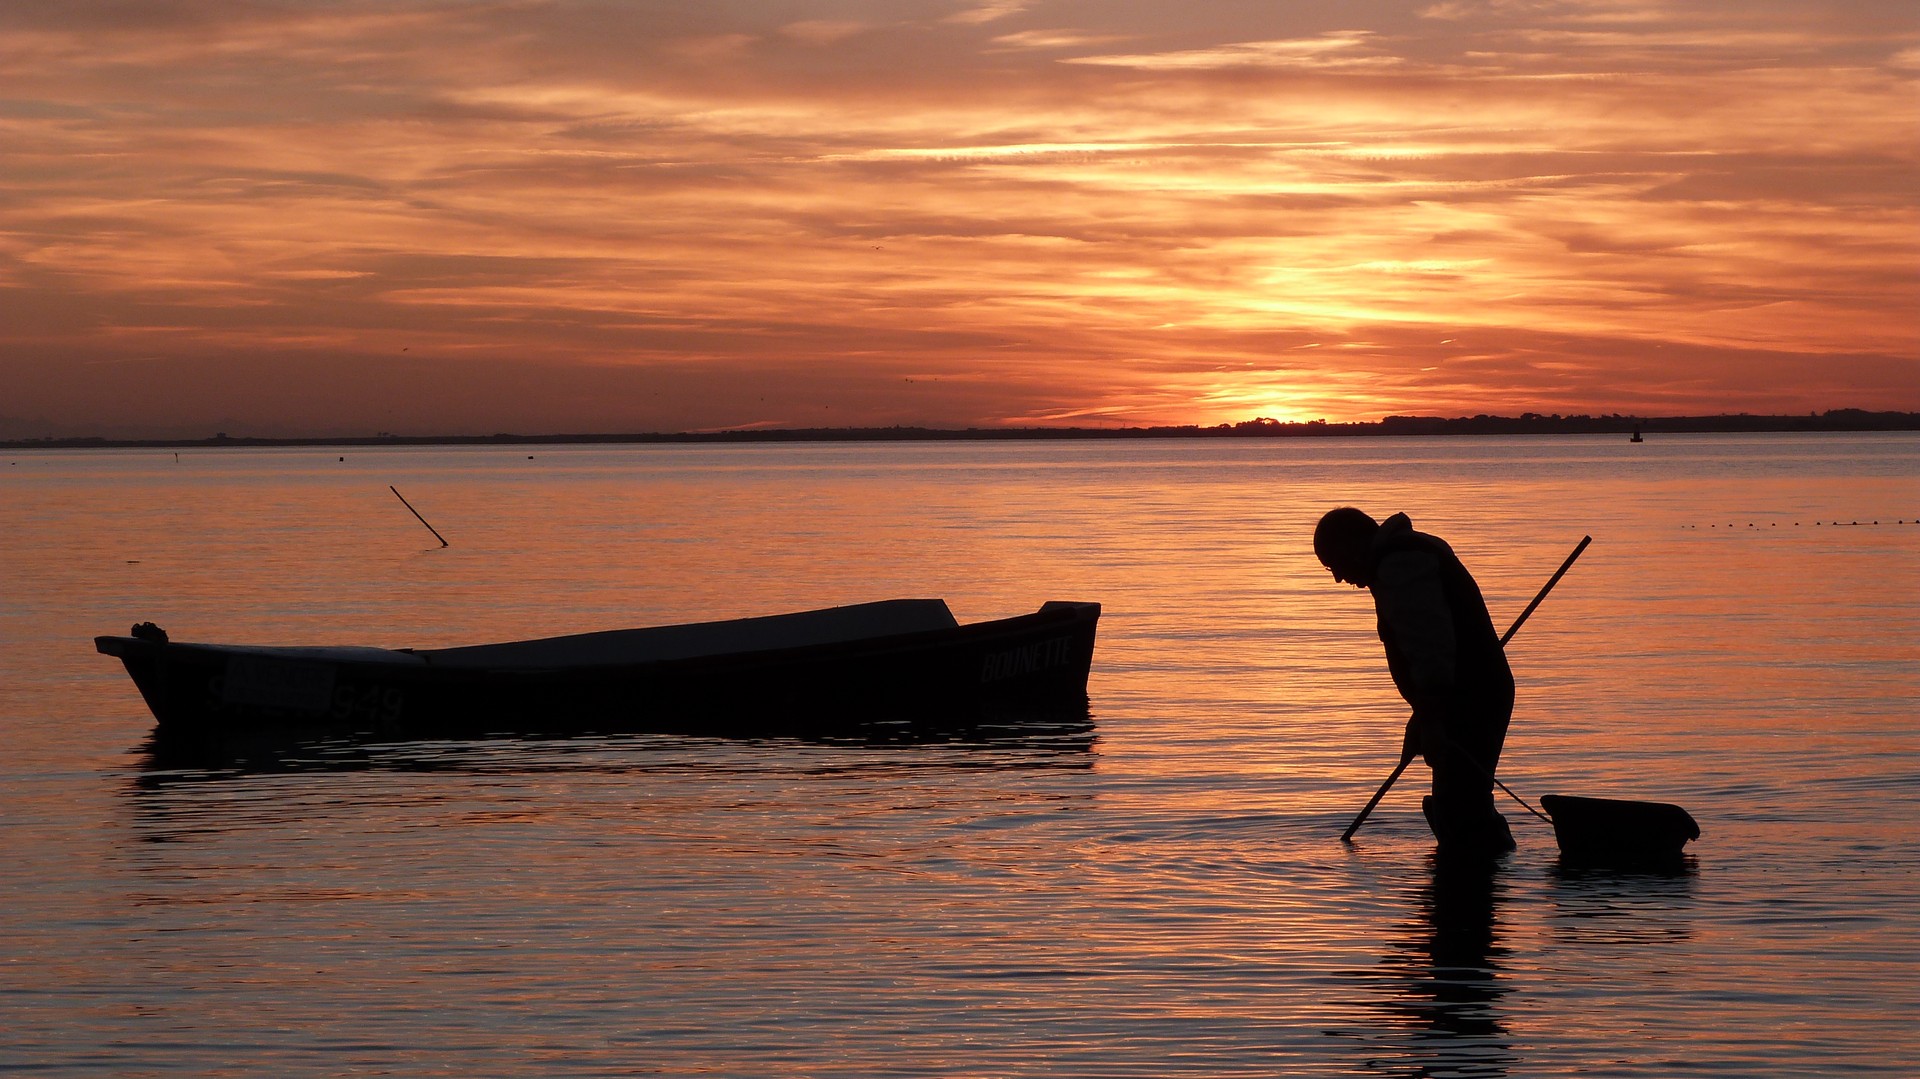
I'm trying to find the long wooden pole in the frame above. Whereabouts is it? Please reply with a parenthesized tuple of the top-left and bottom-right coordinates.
(390, 485, 450, 547)
(1341, 758, 1413, 843)
(1497, 535, 1591, 650)
(1340, 535, 1590, 842)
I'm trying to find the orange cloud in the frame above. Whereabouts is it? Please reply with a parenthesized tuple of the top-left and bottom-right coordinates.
(1, 1, 1914, 437)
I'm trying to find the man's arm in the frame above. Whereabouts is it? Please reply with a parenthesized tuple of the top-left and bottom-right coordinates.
(1374, 548, 1458, 705)
(1376, 549, 1459, 765)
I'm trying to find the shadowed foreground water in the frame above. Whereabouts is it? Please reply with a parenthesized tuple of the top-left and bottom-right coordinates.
(4, 434, 1917, 1076)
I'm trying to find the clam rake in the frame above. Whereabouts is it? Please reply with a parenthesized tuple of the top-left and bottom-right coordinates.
(1340, 536, 1701, 864)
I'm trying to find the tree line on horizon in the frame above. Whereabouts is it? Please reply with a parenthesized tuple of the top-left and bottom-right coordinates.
(5, 409, 1917, 449)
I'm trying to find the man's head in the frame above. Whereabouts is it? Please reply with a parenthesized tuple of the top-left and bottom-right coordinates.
(1314, 507, 1379, 588)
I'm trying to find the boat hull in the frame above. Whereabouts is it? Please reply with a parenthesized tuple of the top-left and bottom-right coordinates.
(97, 601, 1100, 743)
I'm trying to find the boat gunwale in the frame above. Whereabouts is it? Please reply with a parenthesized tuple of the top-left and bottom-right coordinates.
(94, 601, 1099, 678)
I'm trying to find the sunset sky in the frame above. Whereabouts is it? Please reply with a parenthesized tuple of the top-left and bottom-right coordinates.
(3, 1, 1916, 437)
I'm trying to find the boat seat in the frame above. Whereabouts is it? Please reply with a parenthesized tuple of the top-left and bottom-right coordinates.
(418, 598, 959, 670)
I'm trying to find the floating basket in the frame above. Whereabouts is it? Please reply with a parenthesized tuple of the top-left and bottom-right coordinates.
(1540, 794, 1699, 865)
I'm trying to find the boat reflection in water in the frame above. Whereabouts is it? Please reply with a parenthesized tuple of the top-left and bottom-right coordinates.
(132, 708, 1098, 784)
(123, 714, 1098, 859)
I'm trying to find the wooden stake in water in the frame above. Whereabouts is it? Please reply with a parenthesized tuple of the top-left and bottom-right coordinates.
(390, 485, 449, 547)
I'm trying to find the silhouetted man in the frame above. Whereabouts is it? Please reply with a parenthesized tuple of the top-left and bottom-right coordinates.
(1315, 508, 1515, 852)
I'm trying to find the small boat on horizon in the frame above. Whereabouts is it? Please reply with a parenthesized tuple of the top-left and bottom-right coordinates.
(97, 599, 1100, 743)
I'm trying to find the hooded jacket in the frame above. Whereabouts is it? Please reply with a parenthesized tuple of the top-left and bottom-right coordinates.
(1367, 513, 1513, 719)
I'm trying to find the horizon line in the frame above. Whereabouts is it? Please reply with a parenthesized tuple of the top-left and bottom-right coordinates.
(7, 409, 1919, 451)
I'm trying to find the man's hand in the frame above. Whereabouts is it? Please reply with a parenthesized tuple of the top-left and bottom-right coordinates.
(1401, 712, 1443, 765)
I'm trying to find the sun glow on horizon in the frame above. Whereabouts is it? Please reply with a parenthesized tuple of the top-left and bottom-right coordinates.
(1, 2, 1915, 438)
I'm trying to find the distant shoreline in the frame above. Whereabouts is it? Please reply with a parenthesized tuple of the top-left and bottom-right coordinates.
(6, 409, 1918, 450)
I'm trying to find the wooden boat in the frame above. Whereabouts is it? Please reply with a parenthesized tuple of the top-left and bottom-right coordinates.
(97, 599, 1100, 742)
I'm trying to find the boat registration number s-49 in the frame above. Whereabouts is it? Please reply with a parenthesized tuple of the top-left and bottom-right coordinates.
(979, 635, 1076, 683)
(220, 657, 407, 723)
(222, 655, 337, 714)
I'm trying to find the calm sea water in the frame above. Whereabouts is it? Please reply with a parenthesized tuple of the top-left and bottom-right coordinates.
(4, 434, 1917, 1077)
